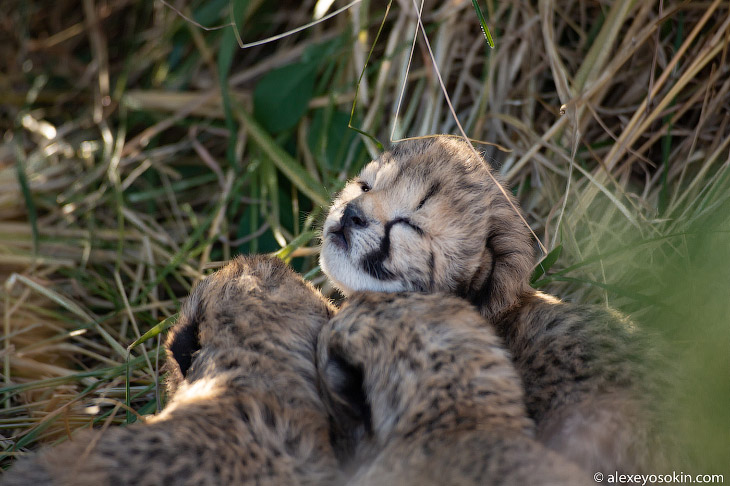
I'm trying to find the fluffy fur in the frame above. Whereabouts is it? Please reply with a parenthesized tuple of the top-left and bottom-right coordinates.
(319, 135, 670, 474)
(320, 136, 534, 320)
(2, 255, 341, 486)
(317, 292, 590, 486)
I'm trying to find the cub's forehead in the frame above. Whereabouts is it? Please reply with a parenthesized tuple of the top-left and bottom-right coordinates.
(357, 157, 415, 190)
(357, 138, 483, 187)
(355, 155, 429, 194)
(358, 159, 388, 184)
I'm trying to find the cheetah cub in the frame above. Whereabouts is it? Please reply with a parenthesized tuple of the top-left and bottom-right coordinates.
(2, 255, 341, 486)
(320, 136, 669, 474)
(318, 292, 590, 486)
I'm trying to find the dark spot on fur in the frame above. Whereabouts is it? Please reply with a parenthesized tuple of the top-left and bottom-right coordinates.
(367, 332, 379, 346)
(545, 316, 562, 332)
(216, 309, 237, 329)
(284, 436, 299, 456)
(262, 404, 276, 428)
(409, 334, 424, 352)
(222, 358, 240, 370)
(236, 402, 251, 423)
(573, 373, 590, 383)
(551, 356, 564, 368)
(480, 362, 496, 372)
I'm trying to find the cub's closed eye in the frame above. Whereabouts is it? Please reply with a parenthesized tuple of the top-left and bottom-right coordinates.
(391, 218, 424, 236)
(416, 182, 440, 210)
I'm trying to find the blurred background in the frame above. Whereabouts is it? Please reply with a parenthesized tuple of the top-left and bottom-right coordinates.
(1, 0, 728, 475)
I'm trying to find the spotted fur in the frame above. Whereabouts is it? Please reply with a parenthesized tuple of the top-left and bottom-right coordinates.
(2, 255, 341, 486)
(320, 136, 671, 474)
(317, 292, 590, 486)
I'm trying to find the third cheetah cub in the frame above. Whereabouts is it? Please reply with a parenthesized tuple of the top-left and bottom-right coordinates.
(319, 136, 670, 475)
(317, 292, 590, 486)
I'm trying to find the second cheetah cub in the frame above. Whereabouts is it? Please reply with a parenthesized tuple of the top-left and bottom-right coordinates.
(318, 292, 590, 486)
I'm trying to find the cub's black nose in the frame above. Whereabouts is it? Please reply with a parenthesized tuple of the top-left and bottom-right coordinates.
(341, 204, 369, 229)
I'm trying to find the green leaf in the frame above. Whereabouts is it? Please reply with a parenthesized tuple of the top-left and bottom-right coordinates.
(274, 230, 316, 261)
(230, 0, 250, 36)
(234, 105, 329, 206)
(471, 0, 495, 48)
(308, 108, 361, 172)
(218, 24, 239, 169)
(253, 61, 317, 134)
(302, 265, 321, 281)
(193, 0, 229, 26)
(531, 244, 562, 283)
(127, 314, 179, 351)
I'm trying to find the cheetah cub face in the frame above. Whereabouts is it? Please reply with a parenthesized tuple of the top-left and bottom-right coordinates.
(321, 136, 534, 317)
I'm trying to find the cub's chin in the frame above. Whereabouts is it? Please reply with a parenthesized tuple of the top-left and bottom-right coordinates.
(319, 238, 407, 296)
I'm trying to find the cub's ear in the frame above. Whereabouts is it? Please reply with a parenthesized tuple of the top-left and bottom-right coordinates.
(166, 316, 201, 379)
(466, 200, 534, 319)
(165, 279, 211, 385)
(319, 348, 372, 461)
(163, 313, 201, 398)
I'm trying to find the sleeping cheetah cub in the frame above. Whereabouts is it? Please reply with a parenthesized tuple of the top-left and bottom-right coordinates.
(320, 136, 669, 474)
(2, 255, 341, 486)
(318, 292, 590, 486)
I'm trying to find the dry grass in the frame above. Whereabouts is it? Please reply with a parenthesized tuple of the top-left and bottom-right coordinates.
(1, 0, 729, 474)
